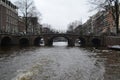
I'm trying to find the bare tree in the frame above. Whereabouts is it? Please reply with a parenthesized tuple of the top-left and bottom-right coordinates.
(67, 25, 74, 33)
(67, 20, 82, 33)
(28, 6, 41, 19)
(88, 0, 119, 34)
(15, 0, 41, 34)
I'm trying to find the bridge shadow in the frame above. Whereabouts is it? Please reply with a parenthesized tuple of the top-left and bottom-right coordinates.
(34, 37, 43, 46)
(1, 37, 12, 46)
(79, 37, 86, 47)
(92, 38, 101, 47)
(19, 38, 29, 46)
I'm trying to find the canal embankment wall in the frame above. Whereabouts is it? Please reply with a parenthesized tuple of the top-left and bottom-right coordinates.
(105, 36, 120, 46)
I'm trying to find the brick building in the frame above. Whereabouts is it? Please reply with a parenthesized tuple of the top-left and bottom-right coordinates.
(73, 25, 82, 35)
(26, 17, 42, 35)
(18, 17, 26, 35)
(42, 27, 51, 33)
(95, 10, 115, 35)
(92, 11, 107, 35)
(106, 9, 116, 33)
(82, 10, 115, 36)
(82, 17, 93, 35)
(0, 0, 18, 34)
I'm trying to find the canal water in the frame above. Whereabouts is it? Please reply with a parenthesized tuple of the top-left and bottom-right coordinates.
(0, 42, 120, 80)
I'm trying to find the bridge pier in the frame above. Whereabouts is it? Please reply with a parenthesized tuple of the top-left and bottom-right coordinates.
(68, 39, 75, 46)
(44, 38, 52, 46)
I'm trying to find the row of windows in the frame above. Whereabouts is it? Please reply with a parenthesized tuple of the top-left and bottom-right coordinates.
(1, 0, 17, 9)
(6, 9, 18, 19)
(5, 24, 18, 33)
(6, 16, 18, 25)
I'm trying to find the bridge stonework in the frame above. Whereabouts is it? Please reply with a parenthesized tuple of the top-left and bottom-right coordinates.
(0, 34, 119, 47)
(104, 36, 120, 46)
(42, 34, 77, 46)
(0, 34, 36, 46)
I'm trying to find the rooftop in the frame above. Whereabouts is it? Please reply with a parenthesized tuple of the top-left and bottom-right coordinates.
(0, 0, 18, 9)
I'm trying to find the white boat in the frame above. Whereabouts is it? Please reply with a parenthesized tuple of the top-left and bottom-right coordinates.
(108, 45, 120, 50)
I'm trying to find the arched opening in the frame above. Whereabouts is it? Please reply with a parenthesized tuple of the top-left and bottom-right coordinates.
(34, 37, 44, 46)
(49, 37, 68, 46)
(92, 38, 101, 47)
(19, 38, 29, 46)
(79, 38, 86, 46)
(75, 39, 80, 46)
(1, 37, 12, 46)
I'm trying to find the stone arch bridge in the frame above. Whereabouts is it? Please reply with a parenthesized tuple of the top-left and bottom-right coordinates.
(0, 33, 106, 47)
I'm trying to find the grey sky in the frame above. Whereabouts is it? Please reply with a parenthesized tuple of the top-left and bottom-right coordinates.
(11, 0, 95, 31)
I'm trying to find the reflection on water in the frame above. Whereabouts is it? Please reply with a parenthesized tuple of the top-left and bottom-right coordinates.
(0, 42, 120, 80)
(53, 42, 67, 46)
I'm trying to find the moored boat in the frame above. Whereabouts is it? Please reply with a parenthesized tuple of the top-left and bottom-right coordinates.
(108, 45, 120, 50)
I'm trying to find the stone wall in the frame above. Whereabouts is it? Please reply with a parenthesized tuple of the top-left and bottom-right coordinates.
(105, 36, 120, 46)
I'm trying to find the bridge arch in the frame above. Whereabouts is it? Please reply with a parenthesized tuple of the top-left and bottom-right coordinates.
(19, 38, 29, 46)
(34, 37, 42, 46)
(91, 38, 101, 47)
(79, 37, 86, 46)
(46, 36, 74, 46)
(1, 36, 12, 46)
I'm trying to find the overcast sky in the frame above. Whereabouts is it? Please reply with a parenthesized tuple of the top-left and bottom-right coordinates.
(11, 0, 96, 31)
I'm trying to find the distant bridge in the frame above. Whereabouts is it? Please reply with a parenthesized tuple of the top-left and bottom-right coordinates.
(0, 33, 107, 47)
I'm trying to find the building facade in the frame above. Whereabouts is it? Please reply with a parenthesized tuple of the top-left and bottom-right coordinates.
(26, 17, 42, 35)
(82, 10, 116, 36)
(0, 0, 18, 34)
(82, 17, 93, 35)
(18, 17, 26, 35)
(73, 25, 83, 35)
